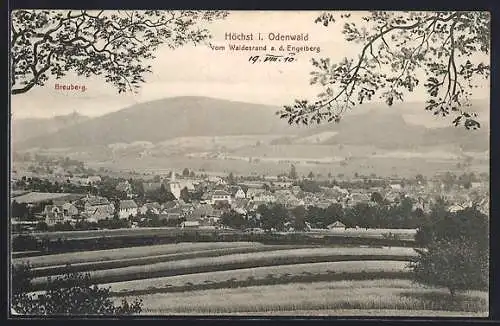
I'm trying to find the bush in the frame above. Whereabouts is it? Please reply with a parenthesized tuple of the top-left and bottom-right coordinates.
(11, 263, 142, 315)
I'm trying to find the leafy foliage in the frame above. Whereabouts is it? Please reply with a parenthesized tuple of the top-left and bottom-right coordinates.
(298, 179, 322, 193)
(11, 10, 228, 94)
(258, 203, 289, 231)
(11, 263, 143, 315)
(291, 205, 307, 231)
(145, 184, 176, 204)
(410, 206, 489, 296)
(278, 11, 489, 129)
(220, 210, 247, 230)
(370, 191, 384, 204)
(180, 186, 191, 202)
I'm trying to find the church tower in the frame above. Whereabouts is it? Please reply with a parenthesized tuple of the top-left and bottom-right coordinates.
(168, 171, 181, 199)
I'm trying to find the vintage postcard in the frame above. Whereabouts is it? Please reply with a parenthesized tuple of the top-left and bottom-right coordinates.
(9, 10, 490, 317)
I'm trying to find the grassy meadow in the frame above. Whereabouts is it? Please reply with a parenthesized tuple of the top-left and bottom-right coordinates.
(16, 241, 488, 316)
(120, 279, 488, 316)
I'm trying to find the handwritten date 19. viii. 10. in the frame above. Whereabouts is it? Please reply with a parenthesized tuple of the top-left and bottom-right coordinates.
(249, 53, 296, 64)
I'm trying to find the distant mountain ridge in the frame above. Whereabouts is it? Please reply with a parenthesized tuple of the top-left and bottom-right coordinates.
(13, 96, 489, 152)
(12, 111, 90, 144)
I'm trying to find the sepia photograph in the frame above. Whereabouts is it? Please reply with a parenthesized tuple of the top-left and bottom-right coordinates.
(9, 10, 490, 317)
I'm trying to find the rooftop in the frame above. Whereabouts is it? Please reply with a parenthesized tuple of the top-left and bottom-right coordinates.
(120, 200, 138, 209)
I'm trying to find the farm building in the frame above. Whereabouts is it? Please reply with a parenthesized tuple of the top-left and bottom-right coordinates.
(119, 200, 138, 219)
(83, 205, 115, 222)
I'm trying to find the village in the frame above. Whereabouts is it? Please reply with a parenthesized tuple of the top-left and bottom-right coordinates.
(10, 155, 489, 234)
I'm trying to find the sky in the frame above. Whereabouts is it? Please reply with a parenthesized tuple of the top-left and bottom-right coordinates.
(11, 11, 489, 127)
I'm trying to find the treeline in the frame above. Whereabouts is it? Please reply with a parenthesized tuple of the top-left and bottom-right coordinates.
(221, 196, 429, 231)
(12, 177, 98, 194)
(15, 211, 187, 234)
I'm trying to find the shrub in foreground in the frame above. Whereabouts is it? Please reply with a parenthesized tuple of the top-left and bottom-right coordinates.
(11, 263, 142, 315)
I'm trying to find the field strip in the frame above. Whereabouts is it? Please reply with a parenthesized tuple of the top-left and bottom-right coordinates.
(120, 279, 487, 315)
(14, 242, 264, 268)
(29, 245, 307, 277)
(106, 260, 410, 295)
(30, 247, 417, 289)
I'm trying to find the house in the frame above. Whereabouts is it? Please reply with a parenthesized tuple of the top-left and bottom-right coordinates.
(230, 186, 246, 199)
(350, 192, 371, 204)
(159, 206, 184, 222)
(264, 176, 279, 182)
(233, 207, 247, 215)
(119, 200, 138, 219)
(139, 202, 161, 215)
(253, 192, 276, 203)
(328, 221, 346, 229)
(44, 205, 65, 225)
(44, 200, 80, 225)
(273, 181, 293, 189)
(389, 183, 403, 191)
(190, 204, 215, 220)
(470, 182, 483, 189)
(84, 205, 115, 223)
(69, 176, 88, 185)
(61, 202, 79, 217)
(211, 190, 232, 205)
(232, 198, 249, 211)
(181, 220, 200, 228)
(245, 188, 264, 200)
(83, 196, 113, 213)
(207, 175, 226, 185)
(159, 212, 183, 225)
